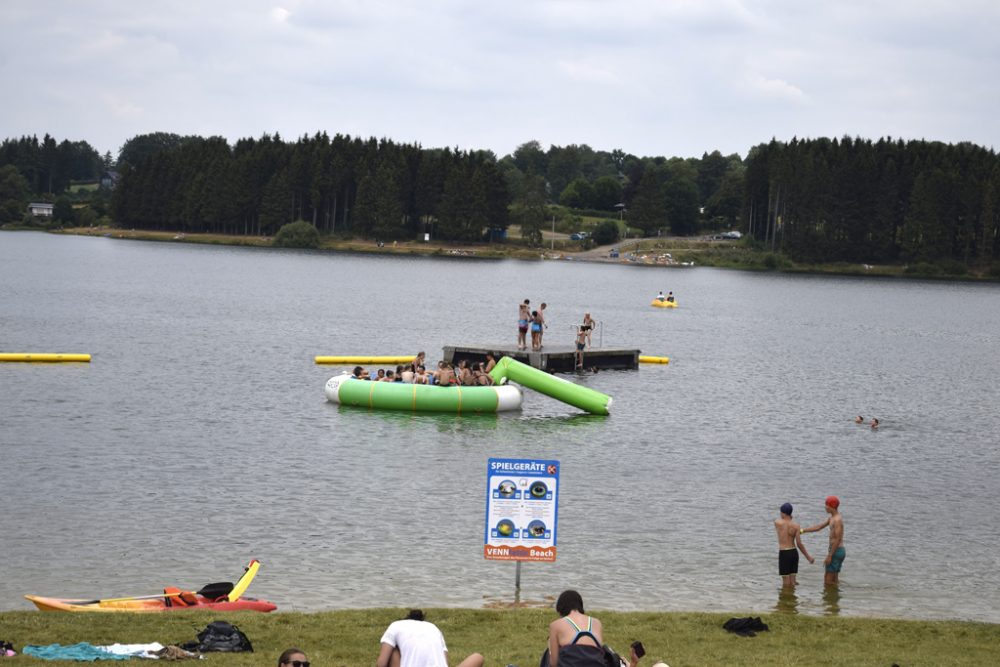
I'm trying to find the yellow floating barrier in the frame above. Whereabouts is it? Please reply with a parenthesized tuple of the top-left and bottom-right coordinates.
(639, 355, 670, 364)
(315, 355, 416, 365)
(0, 353, 91, 363)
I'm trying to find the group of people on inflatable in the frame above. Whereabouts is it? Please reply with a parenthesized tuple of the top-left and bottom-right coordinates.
(351, 352, 498, 388)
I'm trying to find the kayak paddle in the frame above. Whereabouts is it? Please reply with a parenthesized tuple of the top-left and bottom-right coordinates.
(75, 581, 234, 606)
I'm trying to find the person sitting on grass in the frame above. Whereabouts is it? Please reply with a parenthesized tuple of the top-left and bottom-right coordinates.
(542, 589, 644, 667)
(277, 648, 308, 667)
(376, 609, 483, 667)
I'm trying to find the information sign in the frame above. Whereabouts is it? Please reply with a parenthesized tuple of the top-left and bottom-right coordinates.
(484, 457, 559, 562)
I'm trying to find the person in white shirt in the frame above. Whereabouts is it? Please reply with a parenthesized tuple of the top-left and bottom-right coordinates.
(376, 609, 483, 667)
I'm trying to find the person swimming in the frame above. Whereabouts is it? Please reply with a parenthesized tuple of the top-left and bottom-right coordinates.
(854, 415, 864, 424)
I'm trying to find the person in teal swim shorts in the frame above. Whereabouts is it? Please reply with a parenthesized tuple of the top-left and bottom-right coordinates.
(802, 495, 846, 585)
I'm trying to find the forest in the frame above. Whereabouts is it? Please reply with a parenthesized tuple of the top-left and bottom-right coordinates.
(1, 130, 998, 271)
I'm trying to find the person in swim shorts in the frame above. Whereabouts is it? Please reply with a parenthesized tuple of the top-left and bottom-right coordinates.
(802, 495, 846, 585)
(530, 310, 542, 350)
(537, 302, 547, 348)
(575, 327, 588, 369)
(773, 502, 814, 588)
(518, 299, 530, 350)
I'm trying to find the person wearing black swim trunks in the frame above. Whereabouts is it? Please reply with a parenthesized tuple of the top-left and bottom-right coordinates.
(575, 327, 588, 369)
(581, 313, 595, 348)
(774, 502, 814, 588)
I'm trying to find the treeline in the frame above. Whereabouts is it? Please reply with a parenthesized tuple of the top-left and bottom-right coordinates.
(1, 129, 746, 243)
(746, 137, 1000, 266)
(4, 129, 999, 269)
(498, 140, 744, 236)
(109, 132, 509, 241)
(0, 135, 108, 194)
(109, 134, 746, 242)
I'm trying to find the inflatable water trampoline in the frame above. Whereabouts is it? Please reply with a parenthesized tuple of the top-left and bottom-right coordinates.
(325, 374, 523, 413)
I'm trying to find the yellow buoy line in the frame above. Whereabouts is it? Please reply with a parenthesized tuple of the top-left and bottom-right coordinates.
(638, 355, 670, 364)
(0, 353, 91, 363)
(315, 355, 416, 365)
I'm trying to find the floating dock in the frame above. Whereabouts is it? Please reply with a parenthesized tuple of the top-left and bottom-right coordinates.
(443, 344, 639, 372)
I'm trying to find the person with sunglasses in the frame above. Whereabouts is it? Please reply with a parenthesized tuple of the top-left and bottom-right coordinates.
(277, 648, 309, 667)
(376, 609, 483, 667)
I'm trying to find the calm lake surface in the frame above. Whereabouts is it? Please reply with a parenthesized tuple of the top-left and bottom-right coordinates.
(2, 231, 999, 622)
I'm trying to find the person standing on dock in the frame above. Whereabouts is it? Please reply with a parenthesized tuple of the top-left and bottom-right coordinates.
(518, 299, 531, 350)
(538, 302, 548, 348)
(581, 313, 595, 348)
(575, 326, 588, 369)
(530, 310, 542, 350)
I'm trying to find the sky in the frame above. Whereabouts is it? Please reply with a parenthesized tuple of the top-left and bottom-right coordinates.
(2, 0, 998, 160)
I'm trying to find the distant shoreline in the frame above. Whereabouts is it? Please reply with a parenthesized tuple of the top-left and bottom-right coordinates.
(21, 226, 999, 281)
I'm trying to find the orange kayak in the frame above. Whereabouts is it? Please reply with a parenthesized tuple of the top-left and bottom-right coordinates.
(24, 594, 277, 612)
(24, 559, 276, 612)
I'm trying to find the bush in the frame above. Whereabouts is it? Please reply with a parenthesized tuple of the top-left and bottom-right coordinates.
(763, 253, 784, 270)
(591, 220, 620, 245)
(273, 220, 320, 249)
(904, 262, 941, 276)
(935, 259, 968, 276)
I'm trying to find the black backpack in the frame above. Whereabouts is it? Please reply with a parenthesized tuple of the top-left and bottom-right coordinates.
(182, 620, 253, 653)
(539, 631, 621, 667)
(722, 616, 769, 637)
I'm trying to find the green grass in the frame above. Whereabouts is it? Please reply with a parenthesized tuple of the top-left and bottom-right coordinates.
(2, 608, 997, 666)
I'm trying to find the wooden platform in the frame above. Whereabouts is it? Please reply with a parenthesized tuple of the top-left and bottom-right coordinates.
(443, 344, 640, 373)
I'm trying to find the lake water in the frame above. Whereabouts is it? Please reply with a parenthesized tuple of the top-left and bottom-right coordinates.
(2, 231, 999, 622)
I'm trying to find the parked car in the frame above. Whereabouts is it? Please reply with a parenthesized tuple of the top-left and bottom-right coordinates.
(570, 231, 589, 240)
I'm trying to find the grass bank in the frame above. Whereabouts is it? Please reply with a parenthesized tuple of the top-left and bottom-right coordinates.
(50, 227, 545, 260)
(1, 608, 997, 666)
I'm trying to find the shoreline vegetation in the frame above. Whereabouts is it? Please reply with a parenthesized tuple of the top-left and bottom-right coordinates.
(2, 608, 997, 666)
(25, 226, 1000, 281)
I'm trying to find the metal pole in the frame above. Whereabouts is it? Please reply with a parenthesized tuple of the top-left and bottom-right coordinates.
(514, 561, 522, 605)
(551, 216, 555, 251)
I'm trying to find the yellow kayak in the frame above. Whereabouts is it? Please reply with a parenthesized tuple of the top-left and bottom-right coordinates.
(651, 299, 677, 308)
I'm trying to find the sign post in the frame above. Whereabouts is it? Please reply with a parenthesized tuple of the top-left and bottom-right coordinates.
(484, 458, 560, 602)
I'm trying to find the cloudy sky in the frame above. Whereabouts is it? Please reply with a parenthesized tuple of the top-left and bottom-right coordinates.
(2, 0, 998, 160)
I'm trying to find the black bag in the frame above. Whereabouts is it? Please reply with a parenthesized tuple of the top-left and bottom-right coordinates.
(539, 630, 620, 667)
(182, 620, 253, 653)
(722, 616, 769, 637)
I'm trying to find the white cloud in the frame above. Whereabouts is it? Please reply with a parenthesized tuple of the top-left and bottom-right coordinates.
(556, 60, 620, 86)
(0, 0, 997, 157)
(743, 74, 806, 102)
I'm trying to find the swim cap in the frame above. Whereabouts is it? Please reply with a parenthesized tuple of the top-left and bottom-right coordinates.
(825, 495, 840, 509)
(780, 502, 793, 516)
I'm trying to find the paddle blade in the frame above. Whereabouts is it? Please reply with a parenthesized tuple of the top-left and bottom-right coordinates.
(196, 581, 234, 600)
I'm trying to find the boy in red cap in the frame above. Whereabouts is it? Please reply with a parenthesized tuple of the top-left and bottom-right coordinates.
(802, 496, 846, 585)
